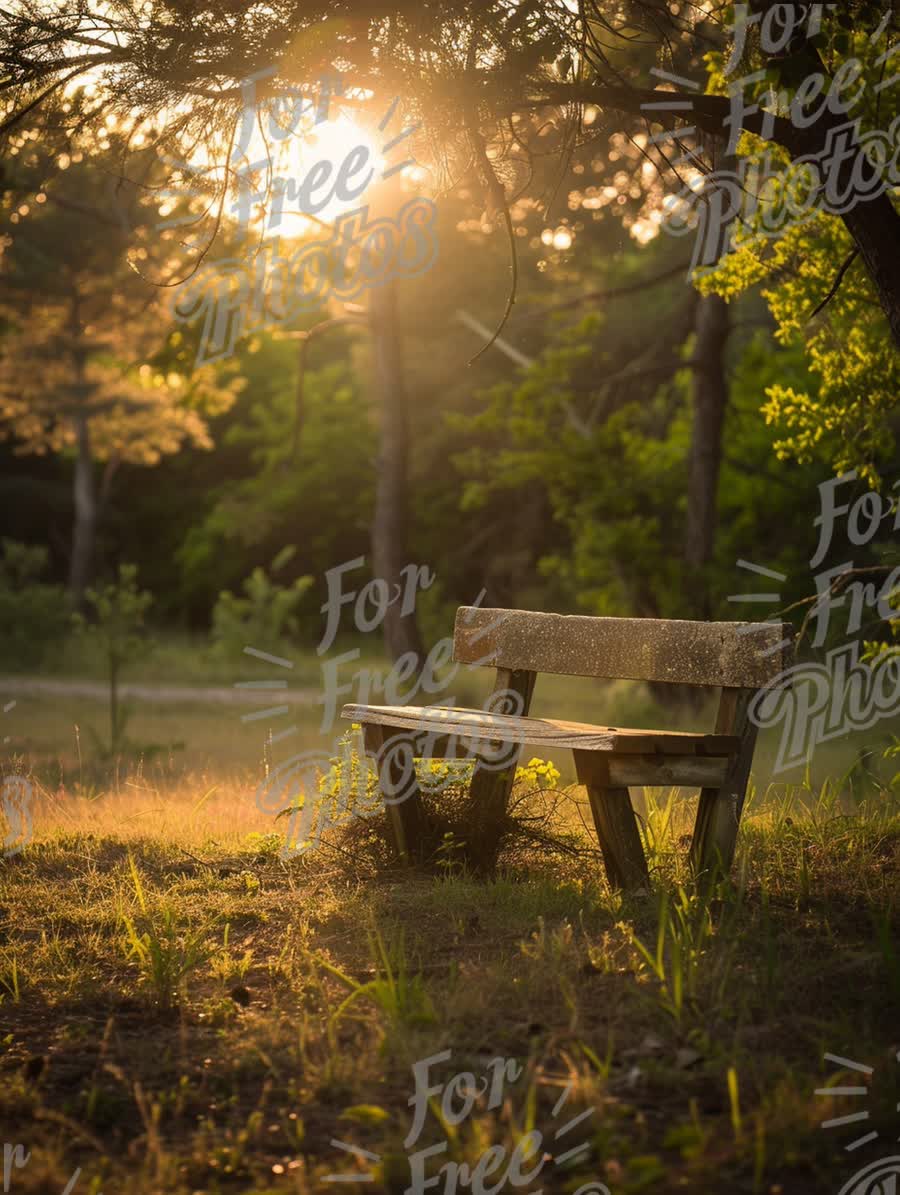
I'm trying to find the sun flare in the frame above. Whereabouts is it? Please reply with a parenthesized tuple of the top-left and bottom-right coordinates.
(263, 113, 387, 235)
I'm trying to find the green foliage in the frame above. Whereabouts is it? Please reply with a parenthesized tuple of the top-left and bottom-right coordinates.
(0, 539, 68, 668)
(453, 307, 827, 620)
(177, 348, 373, 616)
(712, 332, 829, 587)
(453, 311, 693, 617)
(210, 546, 312, 660)
(77, 565, 153, 651)
(698, 9, 900, 484)
(697, 204, 899, 486)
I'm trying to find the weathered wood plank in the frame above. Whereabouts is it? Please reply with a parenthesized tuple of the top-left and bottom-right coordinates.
(584, 753, 729, 788)
(453, 607, 793, 689)
(574, 753, 649, 889)
(342, 703, 739, 756)
(346, 709, 730, 786)
(361, 723, 431, 865)
(690, 688, 758, 880)
(588, 787, 649, 890)
(462, 667, 537, 873)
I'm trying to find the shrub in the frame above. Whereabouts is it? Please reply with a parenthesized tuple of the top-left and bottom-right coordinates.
(273, 727, 569, 872)
(0, 539, 68, 669)
(210, 546, 312, 660)
(74, 564, 153, 752)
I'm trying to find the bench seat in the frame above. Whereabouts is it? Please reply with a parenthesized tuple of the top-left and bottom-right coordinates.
(342, 702, 740, 788)
(342, 703, 739, 754)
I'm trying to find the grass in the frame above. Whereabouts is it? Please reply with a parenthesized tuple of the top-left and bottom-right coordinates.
(119, 852, 221, 1010)
(3, 632, 900, 1191)
(0, 761, 899, 1194)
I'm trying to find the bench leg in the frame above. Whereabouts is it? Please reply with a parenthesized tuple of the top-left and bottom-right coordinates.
(691, 687, 758, 881)
(463, 667, 537, 873)
(362, 723, 431, 865)
(574, 752, 648, 891)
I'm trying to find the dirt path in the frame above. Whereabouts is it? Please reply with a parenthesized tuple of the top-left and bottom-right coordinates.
(0, 677, 319, 706)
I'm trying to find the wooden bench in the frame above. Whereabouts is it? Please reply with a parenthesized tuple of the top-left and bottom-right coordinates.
(342, 607, 793, 887)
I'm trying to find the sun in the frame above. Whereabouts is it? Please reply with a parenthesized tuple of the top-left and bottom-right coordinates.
(150, 86, 425, 253)
(223, 92, 425, 243)
(265, 113, 387, 234)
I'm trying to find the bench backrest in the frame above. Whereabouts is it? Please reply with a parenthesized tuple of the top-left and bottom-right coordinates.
(453, 607, 793, 689)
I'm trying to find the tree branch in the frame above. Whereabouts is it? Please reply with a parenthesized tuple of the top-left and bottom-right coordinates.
(807, 248, 860, 322)
(522, 258, 692, 319)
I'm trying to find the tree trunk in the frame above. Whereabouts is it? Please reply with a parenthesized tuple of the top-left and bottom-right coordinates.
(839, 198, 900, 345)
(369, 278, 425, 664)
(69, 408, 96, 608)
(685, 292, 731, 616)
